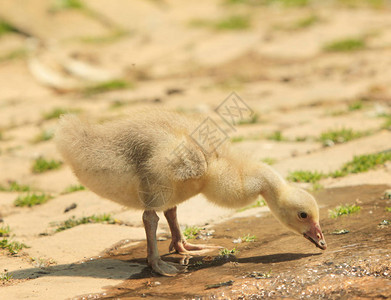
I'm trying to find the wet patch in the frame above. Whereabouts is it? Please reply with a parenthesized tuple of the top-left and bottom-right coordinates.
(89, 185, 391, 299)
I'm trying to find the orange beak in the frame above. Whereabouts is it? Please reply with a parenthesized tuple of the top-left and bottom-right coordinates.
(303, 222, 327, 250)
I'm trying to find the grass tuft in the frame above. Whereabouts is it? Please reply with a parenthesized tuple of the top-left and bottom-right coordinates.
(331, 152, 391, 177)
(83, 80, 133, 95)
(241, 234, 256, 242)
(324, 38, 366, 52)
(14, 193, 52, 207)
(0, 19, 18, 36)
(183, 226, 201, 240)
(0, 239, 27, 255)
(55, 214, 116, 232)
(0, 225, 10, 237)
(32, 130, 54, 143)
(287, 170, 325, 183)
(62, 184, 85, 194)
(293, 15, 320, 29)
(267, 131, 285, 141)
(237, 198, 266, 212)
(319, 128, 367, 147)
(190, 15, 250, 31)
(52, 0, 84, 10)
(329, 204, 361, 218)
(0, 181, 30, 192)
(261, 157, 276, 165)
(348, 100, 363, 111)
(385, 207, 391, 212)
(238, 113, 259, 125)
(32, 157, 62, 173)
(0, 271, 12, 281)
(219, 247, 238, 256)
(43, 108, 69, 120)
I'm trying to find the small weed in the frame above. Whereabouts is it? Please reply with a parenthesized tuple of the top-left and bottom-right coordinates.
(348, 100, 363, 111)
(81, 30, 128, 44)
(312, 182, 324, 191)
(267, 131, 285, 141)
(331, 152, 391, 177)
(190, 15, 250, 31)
(32, 157, 63, 173)
(261, 158, 276, 165)
(55, 214, 116, 232)
(183, 226, 201, 240)
(0, 48, 28, 62)
(248, 270, 273, 279)
(83, 80, 133, 95)
(295, 136, 308, 142)
(219, 247, 238, 256)
(0, 19, 18, 36)
(0, 239, 27, 254)
(324, 37, 366, 52)
(14, 193, 52, 207)
(0, 225, 10, 237)
(0, 181, 30, 192)
(329, 204, 361, 218)
(43, 108, 69, 120)
(381, 114, 391, 130)
(32, 130, 54, 143)
(238, 113, 259, 125)
(293, 15, 320, 29)
(62, 184, 85, 194)
(225, 0, 310, 7)
(237, 198, 266, 212)
(30, 257, 56, 268)
(319, 128, 367, 146)
(242, 234, 256, 242)
(231, 136, 245, 143)
(0, 271, 12, 281)
(385, 207, 391, 212)
(287, 170, 325, 183)
(52, 0, 84, 10)
(216, 15, 251, 30)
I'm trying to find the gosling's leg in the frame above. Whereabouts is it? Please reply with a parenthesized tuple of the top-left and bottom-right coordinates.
(164, 206, 221, 254)
(142, 210, 185, 276)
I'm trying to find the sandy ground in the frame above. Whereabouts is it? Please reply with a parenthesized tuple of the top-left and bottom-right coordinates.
(0, 0, 391, 299)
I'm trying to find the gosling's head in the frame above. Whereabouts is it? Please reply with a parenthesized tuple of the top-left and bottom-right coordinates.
(275, 185, 327, 250)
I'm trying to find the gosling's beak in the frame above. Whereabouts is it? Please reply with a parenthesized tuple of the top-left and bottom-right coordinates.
(303, 222, 327, 250)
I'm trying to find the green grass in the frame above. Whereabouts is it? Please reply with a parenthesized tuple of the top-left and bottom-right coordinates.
(0, 181, 31, 192)
(261, 157, 276, 165)
(0, 225, 10, 237)
(190, 15, 250, 31)
(62, 184, 85, 194)
(293, 15, 320, 29)
(329, 204, 361, 218)
(219, 247, 238, 256)
(287, 170, 325, 183)
(83, 80, 133, 95)
(183, 226, 201, 240)
(385, 207, 391, 212)
(237, 198, 266, 212)
(0, 272, 12, 281)
(52, 0, 84, 10)
(43, 108, 69, 120)
(323, 38, 366, 52)
(231, 136, 245, 143)
(348, 100, 364, 111)
(242, 234, 256, 242)
(32, 157, 63, 173)
(238, 113, 259, 125)
(225, 0, 310, 7)
(0, 19, 18, 36)
(267, 131, 285, 141)
(215, 15, 250, 30)
(319, 128, 367, 146)
(14, 193, 52, 207)
(0, 48, 28, 62)
(32, 130, 54, 143)
(0, 239, 27, 255)
(55, 214, 116, 232)
(380, 114, 391, 130)
(331, 152, 391, 178)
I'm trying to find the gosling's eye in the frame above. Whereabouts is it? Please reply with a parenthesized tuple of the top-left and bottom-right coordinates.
(299, 212, 308, 219)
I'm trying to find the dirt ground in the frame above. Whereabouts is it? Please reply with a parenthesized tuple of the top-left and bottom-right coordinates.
(0, 0, 391, 299)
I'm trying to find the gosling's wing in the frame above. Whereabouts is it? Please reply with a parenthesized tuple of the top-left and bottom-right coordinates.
(149, 136, 207, 182)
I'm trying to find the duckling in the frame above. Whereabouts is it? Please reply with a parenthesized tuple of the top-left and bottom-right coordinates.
(55, 110, 327, 276)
